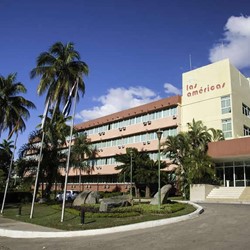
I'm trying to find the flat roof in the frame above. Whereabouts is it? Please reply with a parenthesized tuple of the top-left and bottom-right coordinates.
(208, 137, 250, 161)
(75, 95, 181, 130)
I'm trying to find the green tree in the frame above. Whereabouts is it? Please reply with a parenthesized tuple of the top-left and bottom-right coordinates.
(115, 148, 167, 198)
(209, 128, 225, 141)
(18, 111, 70, 198)
(29, 42, 88, 198)
(30, 42, 88, 116)
(0, 73, 36, 138)
(187, 119, 211, 152)
(135, 158, 167, 198)
(71, 133, 97, 191)
(0, 140, 14, 190)
(163, 120, 224, 199)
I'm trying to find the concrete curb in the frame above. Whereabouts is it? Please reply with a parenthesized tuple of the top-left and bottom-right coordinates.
(0, 201, 203, 239)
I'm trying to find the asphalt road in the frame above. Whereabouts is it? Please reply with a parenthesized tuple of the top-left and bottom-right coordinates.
(0, 203, 250, 250)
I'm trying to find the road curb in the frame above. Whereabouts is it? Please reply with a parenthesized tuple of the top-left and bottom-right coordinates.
(0, 201, 203, 238)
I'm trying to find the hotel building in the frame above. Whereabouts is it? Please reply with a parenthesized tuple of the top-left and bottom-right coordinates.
(182, 59, 250, 188)
(42, 59, 250, 191)
(67, 95, 181, 192)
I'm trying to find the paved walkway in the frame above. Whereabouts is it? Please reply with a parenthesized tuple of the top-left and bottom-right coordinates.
(0, 216, 62, 232)
(1, 203, 250, 250)
(0, 201, 203, 238)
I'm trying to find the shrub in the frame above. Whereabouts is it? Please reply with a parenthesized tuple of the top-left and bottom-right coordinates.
(98, 191, 124, 198)
(87, 211, 140, 218)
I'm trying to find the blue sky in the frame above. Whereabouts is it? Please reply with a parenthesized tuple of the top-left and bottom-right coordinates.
(1, 0, 250, 155)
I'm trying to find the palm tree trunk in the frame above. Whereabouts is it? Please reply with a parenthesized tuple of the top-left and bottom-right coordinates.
(79, 169, 82, 192)
(54, 178, 58, 199)
(135, 186, 140, 198)
(145, 186, 151, 198)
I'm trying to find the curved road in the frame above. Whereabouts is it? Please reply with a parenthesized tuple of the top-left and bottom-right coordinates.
(0, 203, 250, 250)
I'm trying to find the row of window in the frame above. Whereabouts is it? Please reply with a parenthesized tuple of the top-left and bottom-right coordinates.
(221, 97, 250, 138)
(82, 107, 177, 135)
(216, 161, 250, 167)
(221, 96, 250, 119)
(222, 119, 250, 138)
(89, 151, 169, 166)
(91, 128, 177, 149)
(68, 174, 118, 183)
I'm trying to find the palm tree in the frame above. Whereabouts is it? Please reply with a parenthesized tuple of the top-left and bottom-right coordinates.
(71, 133, 95, 191)
(163, 120, 223, 198)
(187, 119, 211, 152)
(18, 111, 71, 198)
(135, 158, 167, 198)
(163, 132, 189, 166)
(0, 139, 14, 173)
(0, 73, 36, 138)
(0, 140, 14, 190)
(209, 128, 225, 141)
(163, 132, 190, 198)
(30, 42, 88, 215)
(30, 42, 88, 116)
(115, 148, 166, 198)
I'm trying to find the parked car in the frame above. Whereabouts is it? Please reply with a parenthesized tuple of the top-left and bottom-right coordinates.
(55, 190, 80, 201)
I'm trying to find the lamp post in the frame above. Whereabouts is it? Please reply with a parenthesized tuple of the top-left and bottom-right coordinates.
(130, 149, 133, 200)
(156, 129, 163, 210)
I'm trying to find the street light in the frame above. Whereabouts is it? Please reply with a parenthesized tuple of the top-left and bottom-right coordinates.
(130, 149, 133, 200)
(156, 129, 163, 210)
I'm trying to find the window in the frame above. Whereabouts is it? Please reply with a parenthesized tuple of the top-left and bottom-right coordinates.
(242, 103, 250, 117)
(134, 134, 140, 143)
(222, 119, 232, 138)
(136, 116, 142, 124)
(141, 114, 148, 123)
(221, 96, 231, 114)
(244, 125, 250, 136)
(149, 112, 155, 120)
(155, 110, 162, 119)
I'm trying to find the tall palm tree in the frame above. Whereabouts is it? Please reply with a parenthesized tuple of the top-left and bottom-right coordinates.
(0, 73, 36, 138)
(18, 111, 71, 198)
(30, 42, 88, 116)
(0, 139, 14, 177)
(71, 133, 95, 190)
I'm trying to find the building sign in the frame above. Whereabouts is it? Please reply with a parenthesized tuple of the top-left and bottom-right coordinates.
(186, 82, 226, 97)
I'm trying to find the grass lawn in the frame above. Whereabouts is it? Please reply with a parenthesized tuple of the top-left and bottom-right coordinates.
(1, 201, 196, 231)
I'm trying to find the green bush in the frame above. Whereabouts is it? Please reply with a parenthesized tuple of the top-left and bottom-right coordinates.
(87, 211, 140, 218)
(98, 191, 125, 198)
(50, 201, 187, 220)
(111, 202, 186, 214)
(168, 203, 186, 213)
(111, 206, 143, 214)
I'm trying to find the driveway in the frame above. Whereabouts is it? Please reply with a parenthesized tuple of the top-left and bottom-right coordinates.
(0, 203, 249, 250)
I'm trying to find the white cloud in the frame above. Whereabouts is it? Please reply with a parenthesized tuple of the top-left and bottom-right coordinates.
(76, 86, 160, 121)
(164, 83, 182, 95)
(209, 15, 250, 69)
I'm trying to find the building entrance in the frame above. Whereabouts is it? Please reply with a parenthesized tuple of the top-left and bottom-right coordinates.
(216, 161, 250, 187)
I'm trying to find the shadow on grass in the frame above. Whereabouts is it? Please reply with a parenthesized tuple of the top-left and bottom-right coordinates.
(4, 203, 23, 209)
(81, 220, 96, 225)
(63, 214, 79, 222)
